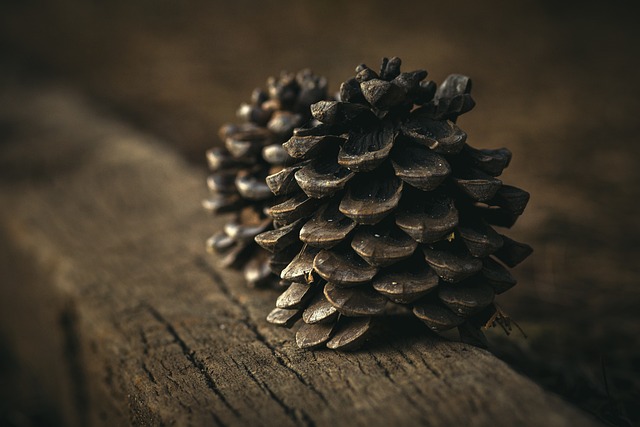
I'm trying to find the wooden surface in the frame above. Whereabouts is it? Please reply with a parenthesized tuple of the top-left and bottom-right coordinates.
(0, 78, 601, 426)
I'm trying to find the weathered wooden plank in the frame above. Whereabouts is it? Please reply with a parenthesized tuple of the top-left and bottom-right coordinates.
(0, 80, 600, 427)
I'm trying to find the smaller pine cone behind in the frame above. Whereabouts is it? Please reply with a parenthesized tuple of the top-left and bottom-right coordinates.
(255, 57, 533, 351)
(204, 70, 329, 287)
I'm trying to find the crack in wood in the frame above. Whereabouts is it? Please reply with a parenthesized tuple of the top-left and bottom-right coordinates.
(416, 352, 445, 381)
(139, 328, 150, 357)
(143, 302, 238, 426)
(239, 361, 315, 427)
(141, 362, 157, 385)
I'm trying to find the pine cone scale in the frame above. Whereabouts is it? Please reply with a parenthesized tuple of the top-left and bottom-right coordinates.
(254, 218, 304, 253)
(372, 261, 439, 304)
(268, 193, 320, 224)
(266, 307, 301, 327)
(262, 143, 291, 165)
(482, 258, 517, 294)
(490, 185, 530, 215)
(359, 79, 406, 109)
(461, 145, 512, 176)
(423, 246, 483, 283)
(202, 193, 244, 214)
(457, 219, 504, 258)
(337, 125, 396, 172)
(276, 282, 315, 309)
(302, 291, 339, 324)
(395, 191, 459, 243)
(206, 171, 237, 194)
(413, 302, 465, 332)
(493, 235, 533, 267)
(296, 321, 337, 349)
(350, 225, 417, 267)
(299, 202, 356, 249)
(280, 245, 320, 283)
(283, 134, 346, 160)
(325, 317, 372, 350)
(438, 282, 495, 316)
(391, 144, 451, 191)
(452, 169, 503, 202)
(294, 158, 355, 198)
(401, 116, 467, 154)
(313, 247, 379, 286)
(266, 163, 305, 196)
(324, 283, 386, 317)
(338, 173, 403, 224)
(235, 171, 272, 200)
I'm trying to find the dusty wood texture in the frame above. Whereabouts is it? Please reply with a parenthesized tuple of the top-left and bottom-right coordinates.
(0, 80, 601, 427)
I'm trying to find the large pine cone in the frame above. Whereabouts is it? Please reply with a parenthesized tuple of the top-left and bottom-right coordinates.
(204, 70, 329, 287)
(255, 57, 532, 350)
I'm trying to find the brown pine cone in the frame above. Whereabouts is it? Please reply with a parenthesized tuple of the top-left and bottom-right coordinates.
(255, 57, 532, 350)
(204, 70, 329, 287)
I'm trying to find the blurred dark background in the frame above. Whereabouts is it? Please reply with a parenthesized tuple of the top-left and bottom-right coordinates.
(1, 0, 639, 425)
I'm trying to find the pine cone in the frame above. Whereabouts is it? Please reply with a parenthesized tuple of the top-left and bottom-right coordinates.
(255, 57, 533, 350)
(204, 70, 329, 287)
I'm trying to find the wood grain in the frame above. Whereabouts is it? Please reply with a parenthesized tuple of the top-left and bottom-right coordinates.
(0, 80, 600, 426)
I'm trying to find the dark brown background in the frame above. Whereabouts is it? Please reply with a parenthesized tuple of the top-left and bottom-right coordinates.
(1, 0, 639, 425)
